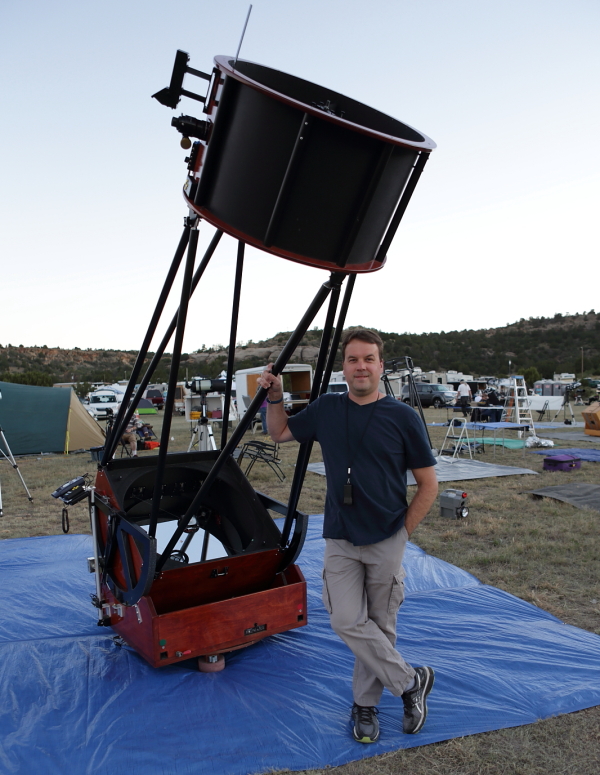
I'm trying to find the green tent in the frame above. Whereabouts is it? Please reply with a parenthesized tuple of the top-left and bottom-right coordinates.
(0, 381, 105, 455)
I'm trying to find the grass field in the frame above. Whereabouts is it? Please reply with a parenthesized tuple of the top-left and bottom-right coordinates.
(1, 406, 599, 774)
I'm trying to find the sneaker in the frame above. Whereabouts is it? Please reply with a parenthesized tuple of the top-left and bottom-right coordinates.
(402, 666, 435, 734)
(351, 704, 379, 743)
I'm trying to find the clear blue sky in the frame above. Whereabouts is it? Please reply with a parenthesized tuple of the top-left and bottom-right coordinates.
(1, 0, 598, 352)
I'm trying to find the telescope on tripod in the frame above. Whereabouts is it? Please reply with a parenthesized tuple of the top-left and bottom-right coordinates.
(185, 378, 228, 453)
(55, 47, 436, 671)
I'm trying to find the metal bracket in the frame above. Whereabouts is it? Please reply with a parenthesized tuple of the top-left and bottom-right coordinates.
(152, 50, 211, 109)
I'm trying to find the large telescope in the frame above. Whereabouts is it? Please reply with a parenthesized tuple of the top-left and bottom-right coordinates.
(63, 49, 436, 671)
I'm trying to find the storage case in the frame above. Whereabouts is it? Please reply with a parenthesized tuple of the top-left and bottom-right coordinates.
(543, 455, 581, 472)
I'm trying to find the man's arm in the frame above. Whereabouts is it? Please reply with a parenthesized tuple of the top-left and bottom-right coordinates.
(256, 364, 296, 443)
(404, 466, 438, 537)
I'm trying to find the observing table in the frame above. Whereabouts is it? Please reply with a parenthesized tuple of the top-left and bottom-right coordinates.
(463, 421, 531, 457)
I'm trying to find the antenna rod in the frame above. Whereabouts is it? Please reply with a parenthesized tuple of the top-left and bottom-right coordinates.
(234, 4, 253, 67)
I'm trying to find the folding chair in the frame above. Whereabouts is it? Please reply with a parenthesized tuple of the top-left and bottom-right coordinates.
(236, 440, 285, 482)
(119, 436, 133, 458)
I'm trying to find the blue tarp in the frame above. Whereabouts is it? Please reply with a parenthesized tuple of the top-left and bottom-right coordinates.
(2, 521, 600, 775)
(528, 447, 600, 462)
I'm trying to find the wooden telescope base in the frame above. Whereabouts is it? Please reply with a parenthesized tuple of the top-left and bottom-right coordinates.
(91, 452, 308, 670)
(100, 558, 307, 670)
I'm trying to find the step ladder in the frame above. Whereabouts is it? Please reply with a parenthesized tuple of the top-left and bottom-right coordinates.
(439, 419, 474, 461)
(501, 376, 536, 433)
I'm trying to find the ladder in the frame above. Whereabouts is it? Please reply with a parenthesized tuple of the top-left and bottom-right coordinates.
(501, 376, 536, 433)
(439, 418, 474, 461)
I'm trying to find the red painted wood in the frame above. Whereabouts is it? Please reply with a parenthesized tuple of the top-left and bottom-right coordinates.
(107, 564, 307, 668)
(150, 548, 284, 614)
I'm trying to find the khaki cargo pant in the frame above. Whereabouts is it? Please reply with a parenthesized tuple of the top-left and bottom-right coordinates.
(322, 526, 415, 707)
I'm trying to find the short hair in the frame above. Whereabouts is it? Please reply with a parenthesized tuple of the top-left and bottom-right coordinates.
(341, 328, 384, 361)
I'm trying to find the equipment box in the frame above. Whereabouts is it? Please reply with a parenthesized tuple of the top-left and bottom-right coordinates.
(543, 455, 581, 472)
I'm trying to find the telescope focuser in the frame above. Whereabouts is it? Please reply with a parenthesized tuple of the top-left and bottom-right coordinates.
(171, 115, 211, 149)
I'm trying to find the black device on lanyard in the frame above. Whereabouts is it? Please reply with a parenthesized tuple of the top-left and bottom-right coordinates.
(344, 394, 380, 505)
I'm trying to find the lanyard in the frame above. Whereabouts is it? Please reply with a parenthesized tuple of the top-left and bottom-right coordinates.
(344, 394, 380, 505)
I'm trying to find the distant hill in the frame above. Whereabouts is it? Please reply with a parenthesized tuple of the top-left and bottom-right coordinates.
(1, 311, 598, 387)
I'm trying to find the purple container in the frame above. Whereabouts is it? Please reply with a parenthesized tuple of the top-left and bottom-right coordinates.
(543, 455, 581, 472)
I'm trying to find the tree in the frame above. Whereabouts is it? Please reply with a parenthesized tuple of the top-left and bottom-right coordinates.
(0, 370, 54, 387)
(523, 366, 541, 387)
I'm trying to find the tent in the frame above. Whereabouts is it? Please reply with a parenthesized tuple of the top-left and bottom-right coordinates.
(0, 381, 105, 455)
(136, 397, 157, 415)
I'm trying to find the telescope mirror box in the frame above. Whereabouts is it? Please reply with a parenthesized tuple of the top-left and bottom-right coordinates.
(440, 489, 469, 519)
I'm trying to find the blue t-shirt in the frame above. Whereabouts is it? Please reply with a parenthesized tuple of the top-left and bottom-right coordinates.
(288, 393, 436, 546)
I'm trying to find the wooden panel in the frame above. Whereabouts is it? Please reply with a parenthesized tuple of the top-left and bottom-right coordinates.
(290, 371, 311, 392)
(245, 373, 261, 400)
(149, 548, 283, 614)
(103, 587, 157, 665)
(108, 565, 307, 668)
(155, 574, 307, 665)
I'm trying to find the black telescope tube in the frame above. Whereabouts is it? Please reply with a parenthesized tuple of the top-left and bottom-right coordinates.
(107, 229, 223, 460)
(149, 227, 199, 539)
(102, 225, 191, 464)
(221, 241, 245, 447)
(320, 273, 356, 393)
(279, 273, 355, 562)
(279, 280, 342, 550)
(154, 271, 345, 574)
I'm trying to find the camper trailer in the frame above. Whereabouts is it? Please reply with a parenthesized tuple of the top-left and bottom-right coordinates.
(235, 364, 313, 418)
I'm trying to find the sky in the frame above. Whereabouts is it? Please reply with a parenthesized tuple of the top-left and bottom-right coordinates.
(1, 0, 599, 354)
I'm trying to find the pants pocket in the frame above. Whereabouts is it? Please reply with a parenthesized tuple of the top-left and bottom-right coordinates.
(387, 573, 405, 614)
(321, 569, 333, 614)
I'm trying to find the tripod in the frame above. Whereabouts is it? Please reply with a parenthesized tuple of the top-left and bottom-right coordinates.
(381, 357, 433, 449)
(188, 394, 217, 452)
(0, 426, 33, 517)
(551, 388, 576, 424)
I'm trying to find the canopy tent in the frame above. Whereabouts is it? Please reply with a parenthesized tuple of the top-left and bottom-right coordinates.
(0, 381, 104, 455)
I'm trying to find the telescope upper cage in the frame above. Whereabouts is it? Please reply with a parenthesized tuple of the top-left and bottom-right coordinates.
(181, 55, 436, 273)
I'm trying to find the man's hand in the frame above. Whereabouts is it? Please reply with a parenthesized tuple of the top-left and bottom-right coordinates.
(258, 364, 295, 443)
(257, 364, 283, 397)
(404, 466, 438, 537)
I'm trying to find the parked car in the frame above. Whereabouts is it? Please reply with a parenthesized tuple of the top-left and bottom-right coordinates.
(327, 381, 349, 393)
(401, 382, 456, 408)
(86, 389, 123, 418)
(145, 388, 165, 410)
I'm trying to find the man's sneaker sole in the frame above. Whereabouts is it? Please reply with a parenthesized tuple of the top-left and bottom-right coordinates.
(403, 666, 435, 735)
(351, 704, 380, 743)
(352, 730, 380, 743)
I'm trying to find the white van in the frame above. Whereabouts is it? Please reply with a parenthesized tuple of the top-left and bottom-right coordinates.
(86, 389, 123, 419)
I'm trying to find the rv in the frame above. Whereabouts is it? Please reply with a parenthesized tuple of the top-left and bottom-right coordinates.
(235, 364, 313, 417)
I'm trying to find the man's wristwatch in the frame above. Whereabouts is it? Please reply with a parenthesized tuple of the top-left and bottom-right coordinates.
(266, 395, 283, 404)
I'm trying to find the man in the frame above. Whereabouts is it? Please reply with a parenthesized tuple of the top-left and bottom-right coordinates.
(258, 329, 438, 744)
(481, 387, 503, 423)
(121, 411, 144, 457)
(456, 380, 472, 417)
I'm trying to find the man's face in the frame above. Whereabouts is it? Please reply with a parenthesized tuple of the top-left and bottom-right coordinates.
(342, 340, 383, 399)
